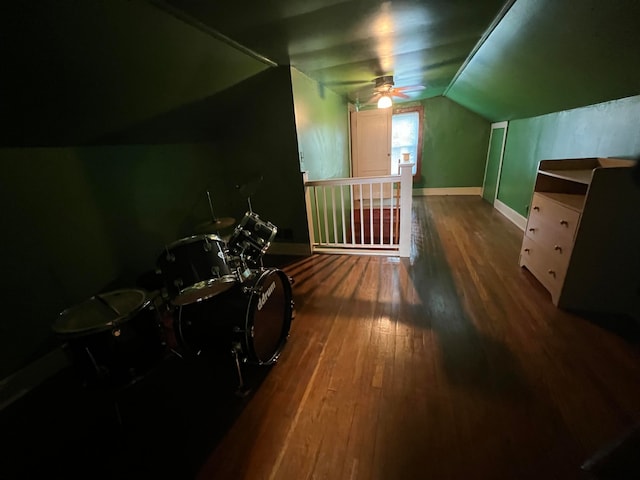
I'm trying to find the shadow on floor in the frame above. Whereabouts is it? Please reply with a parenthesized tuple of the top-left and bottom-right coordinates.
(0, 342, 275, 480)
(575, 311, 640, 347)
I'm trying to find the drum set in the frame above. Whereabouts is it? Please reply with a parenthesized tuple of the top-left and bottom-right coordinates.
(52, 207, 293, 394)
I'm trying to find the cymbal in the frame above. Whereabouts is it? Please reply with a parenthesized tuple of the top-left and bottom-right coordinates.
(194, 217, 235, 233)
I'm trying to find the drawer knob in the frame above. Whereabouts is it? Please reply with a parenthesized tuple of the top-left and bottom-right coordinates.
(524, 248, 530, 253)
(547, 269, 556, 277)
(528, 228, 536, 232)
(533, 206, 540, 211)
(560, 220, 569, 226)
(554, 245, 562, 253)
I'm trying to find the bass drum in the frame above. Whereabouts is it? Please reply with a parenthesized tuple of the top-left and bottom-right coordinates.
(178, 268, 293, 365)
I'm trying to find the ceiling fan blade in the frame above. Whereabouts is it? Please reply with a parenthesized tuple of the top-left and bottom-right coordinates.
(395, 85, 426, 92)
(391, 91, 410, 99)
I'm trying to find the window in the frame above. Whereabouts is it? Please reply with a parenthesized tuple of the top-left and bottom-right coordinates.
(391, 105, 423, 178)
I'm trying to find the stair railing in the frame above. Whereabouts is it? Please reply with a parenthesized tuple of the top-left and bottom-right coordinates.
(303, 162, 412, 257)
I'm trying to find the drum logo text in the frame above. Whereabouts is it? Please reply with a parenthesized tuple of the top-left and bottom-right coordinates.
(257, 281, 276, 311)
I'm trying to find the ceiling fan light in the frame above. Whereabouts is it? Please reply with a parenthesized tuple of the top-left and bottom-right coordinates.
(377, 94, 392, 109)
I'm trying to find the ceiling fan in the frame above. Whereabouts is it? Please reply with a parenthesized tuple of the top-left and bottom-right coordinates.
(367, 75, 425, 108)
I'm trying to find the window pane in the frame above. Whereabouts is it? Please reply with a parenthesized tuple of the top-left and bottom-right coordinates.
(391, 111, 419, 175)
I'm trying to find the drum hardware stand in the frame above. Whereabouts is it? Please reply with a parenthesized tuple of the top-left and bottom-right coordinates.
(153, 290, 184, 360)
(206, 190, 219, 223)
(113, 400, 123, 427)
(164, 246, 175, 263)
(177, 306, 202, 357)
(82, 345, 125, 427)
(231, 342, 251, 397)
(168, 347, 184, 359)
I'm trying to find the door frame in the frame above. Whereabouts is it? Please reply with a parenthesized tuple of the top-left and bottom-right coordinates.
(481, 121, 509, 204)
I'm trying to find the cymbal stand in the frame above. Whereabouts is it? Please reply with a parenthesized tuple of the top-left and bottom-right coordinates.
(206, 190, 221, 235)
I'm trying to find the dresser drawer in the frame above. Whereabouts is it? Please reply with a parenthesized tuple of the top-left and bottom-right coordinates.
(520, 236, 566, 301)
(529, 193, 580, 240)
(524, 216, 574, 263)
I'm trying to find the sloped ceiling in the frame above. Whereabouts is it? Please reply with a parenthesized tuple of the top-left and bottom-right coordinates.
(158, 0, 640, 121)
(157, 0, 507, 103)
(0, 0, 271, 146)
(445, 0, 640, 121)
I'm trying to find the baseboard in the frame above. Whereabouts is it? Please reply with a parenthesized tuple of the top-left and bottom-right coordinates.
(413, 187, 482, 196)
(494, 199, 527, 231)
(1, 347, 70, 411)
(268, 242, 312, 256)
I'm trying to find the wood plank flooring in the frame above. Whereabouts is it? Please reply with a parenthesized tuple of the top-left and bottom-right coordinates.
(196, 196, 640, 480)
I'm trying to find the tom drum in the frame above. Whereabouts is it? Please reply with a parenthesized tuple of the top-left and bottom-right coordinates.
(157, 234, 236, 306)
(52, 289, 164, 388)
(227, 212, 277, 265)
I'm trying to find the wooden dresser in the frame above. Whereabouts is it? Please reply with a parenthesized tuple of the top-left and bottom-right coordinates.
(519, 157, 640, 320)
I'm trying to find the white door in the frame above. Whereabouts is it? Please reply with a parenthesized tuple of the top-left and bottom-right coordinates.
(351, 109, 392, 177)
(350, 109, 392, 202)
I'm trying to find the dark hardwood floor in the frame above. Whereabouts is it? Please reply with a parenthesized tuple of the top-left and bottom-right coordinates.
(195, 196, 640, 480)
(2, 196, 639, 479)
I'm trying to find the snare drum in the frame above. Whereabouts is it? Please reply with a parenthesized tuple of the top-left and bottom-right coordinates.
(157, 234, 236, 306)
(227, 212, 277, 265)
(177, 268, 293, 365)
(52, 289, 164, 388)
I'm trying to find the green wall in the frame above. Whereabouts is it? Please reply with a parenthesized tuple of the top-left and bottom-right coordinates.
(290, 68, 351, 180)
(290, 68, 351, 243)
(416, 96, 491, 188)
(498, 95, 640, 217)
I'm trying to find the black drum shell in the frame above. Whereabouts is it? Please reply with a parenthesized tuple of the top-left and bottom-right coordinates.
(54, 291, 165, 388)
(157, 234, 236, 305)
(177, 268, 292, 365)
(227, 212, 277, 265)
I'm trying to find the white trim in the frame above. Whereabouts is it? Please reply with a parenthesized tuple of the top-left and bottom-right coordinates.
(493, 123, 509, 203)
(398, 162, 413, 257)
(481, 130, 494, 194)
(347, 103, 356, 177)
(312, 247, 399, 256)
(268, 242, 312, 256)
(481, 121, 509, 203)
(413, 187, 482, 196)
(494, 199, 527, 231)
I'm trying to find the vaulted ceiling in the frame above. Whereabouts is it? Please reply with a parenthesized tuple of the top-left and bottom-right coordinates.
(158, 0, 640, 121)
